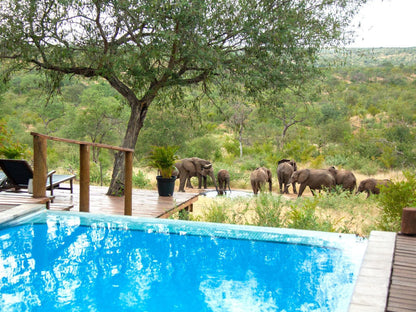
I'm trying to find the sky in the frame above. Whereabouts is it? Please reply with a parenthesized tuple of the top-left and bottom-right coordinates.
(348, 0, 416, 48)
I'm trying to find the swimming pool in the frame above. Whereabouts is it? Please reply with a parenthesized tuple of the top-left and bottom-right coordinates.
(0, 209, 366, 312)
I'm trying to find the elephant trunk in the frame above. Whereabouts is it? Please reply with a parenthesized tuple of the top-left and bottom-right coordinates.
(209, 171, 219, 193)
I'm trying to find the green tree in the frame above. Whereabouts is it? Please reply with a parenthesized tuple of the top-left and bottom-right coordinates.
(0, 0, 366, 195)
(66, 83, 128, 184)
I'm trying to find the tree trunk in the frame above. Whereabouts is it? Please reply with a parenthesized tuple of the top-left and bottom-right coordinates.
(280, 124, 290, 150)
(104, 69, 206, 195)
(107, 100, 149, 195)
(239, 124, 243, 158)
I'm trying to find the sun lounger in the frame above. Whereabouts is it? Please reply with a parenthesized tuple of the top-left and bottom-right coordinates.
(0, 159, 76, 196)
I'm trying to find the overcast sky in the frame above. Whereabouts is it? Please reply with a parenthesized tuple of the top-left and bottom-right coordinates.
(348, 0, 416, 48)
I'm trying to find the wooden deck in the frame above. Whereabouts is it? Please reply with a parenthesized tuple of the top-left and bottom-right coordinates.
(0, 183, 200, 218)
(0, 193, 51, 211)
(386, 234, 416, 311)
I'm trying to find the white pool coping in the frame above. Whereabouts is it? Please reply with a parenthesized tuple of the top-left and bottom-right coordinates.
(348, 230, 396, 312)
(0, 204, 46, 224)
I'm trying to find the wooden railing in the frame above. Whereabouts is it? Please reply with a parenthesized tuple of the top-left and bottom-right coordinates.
(30, 132, 134, 215)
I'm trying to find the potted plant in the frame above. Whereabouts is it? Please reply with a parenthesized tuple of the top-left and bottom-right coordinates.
(146, 145, 179, 196)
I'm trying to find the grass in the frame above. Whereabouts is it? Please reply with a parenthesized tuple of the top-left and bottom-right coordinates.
(163, 169, 406, 237)
(185, 191, 381, 237)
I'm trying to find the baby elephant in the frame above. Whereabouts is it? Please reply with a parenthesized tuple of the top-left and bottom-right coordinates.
(217, 169, 231, 195)
(356, 178, 392, 198)
(250, 167, 272, 195)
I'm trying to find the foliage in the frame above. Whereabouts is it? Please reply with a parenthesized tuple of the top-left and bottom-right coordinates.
(146, 145, 179, 178)
(132, 170, 151, 189)
(0, 0, 367, 194)
(0, 119, 31, 159)
(183, 136, 221, 160)
(288, 198, 336, 233)
(89, 162, 111, 186)
(198, 202, 230, 224)
(377, 171, 416, 232)
(190, 190, 380, 236)
(252, 194, 286, 228)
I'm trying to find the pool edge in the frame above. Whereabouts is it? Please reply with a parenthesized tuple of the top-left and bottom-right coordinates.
(348, 230, 396, 312)
(0, 204, 46, 225)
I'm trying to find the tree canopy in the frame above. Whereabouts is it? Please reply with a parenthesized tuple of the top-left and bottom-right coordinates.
(0, 0, 366, 194)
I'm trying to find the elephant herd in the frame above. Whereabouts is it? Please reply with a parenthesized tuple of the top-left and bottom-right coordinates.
(173, 157, 391, 198)
(273, 159, 391, 198)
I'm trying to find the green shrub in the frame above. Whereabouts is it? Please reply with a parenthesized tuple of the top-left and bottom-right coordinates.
(356, 159, 379, 175)
(0, 119, 31, 159)
(240, 158, 262, 172)
(284, 140, 318, 163)
(132, 170, 151, 188)
(321, 187, 370, 207)
(252, 194, 286, 227)
(325, 153, 349, 167)
(199, 201, 230, 224)
(377, 171, 416, 232)
(288, 197, 335, 232)
(223, 137, 240, 157)
(309, 155, 325, 168)
(184, 136, 220, 160)
(89, 162, 111, 185)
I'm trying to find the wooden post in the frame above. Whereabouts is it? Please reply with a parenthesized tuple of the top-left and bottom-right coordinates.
(401, 207, 416, 235)
(124, 151, 133, 216)
(32, 135, 47, 199)
(79, 144, 90, 212)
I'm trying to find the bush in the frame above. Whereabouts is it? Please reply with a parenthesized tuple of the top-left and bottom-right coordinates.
(252, 194, 286, 227)
(183, 136, 220, 161)
(132, 170, 151, 188)
(0, 118, 31, 159)
(377, 171, 416, 232)
(198, 200, 231, 224)
(89, 162, 111, 185)
(288, 197, 336, 232)
(223, 137, 240, 157)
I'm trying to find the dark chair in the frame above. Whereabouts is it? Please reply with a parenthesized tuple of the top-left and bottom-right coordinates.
(0, 159, 76, 196)
(0, 171, 6, 189)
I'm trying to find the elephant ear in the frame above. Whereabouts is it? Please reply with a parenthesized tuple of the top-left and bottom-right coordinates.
(328, 166, 337, 175)
(203, 163, 212, 169)
(298, 169, 310, 183)
(291, 161, 297, 171)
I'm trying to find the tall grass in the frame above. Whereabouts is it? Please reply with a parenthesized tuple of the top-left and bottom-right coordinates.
(184, 191, 381, 237)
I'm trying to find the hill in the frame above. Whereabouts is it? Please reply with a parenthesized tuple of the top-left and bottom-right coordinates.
(319, 47, 416, 67)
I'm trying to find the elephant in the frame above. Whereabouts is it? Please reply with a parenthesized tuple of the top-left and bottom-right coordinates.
(288, 168, 335, 197)
(356, 178, 392, 198)
(217, 169, 231, 195)
(328, 166, 357, 193)
(175, 157, 218, 193)
(277, 159, 297, 194)
(250, 167, 272, 195)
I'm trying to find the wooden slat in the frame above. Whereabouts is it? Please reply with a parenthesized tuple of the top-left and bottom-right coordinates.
(30, 132, 134, 152)
(387, 234, 416, 312)
(0, 184, 200, 219)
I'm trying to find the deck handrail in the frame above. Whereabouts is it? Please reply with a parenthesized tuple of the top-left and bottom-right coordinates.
(30, 132, 134, 215)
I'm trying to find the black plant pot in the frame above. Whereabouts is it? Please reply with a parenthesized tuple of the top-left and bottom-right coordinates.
(156, 176, 176, 196)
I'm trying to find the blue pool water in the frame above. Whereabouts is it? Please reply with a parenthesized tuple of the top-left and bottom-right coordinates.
(0, 210, 366, 312)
